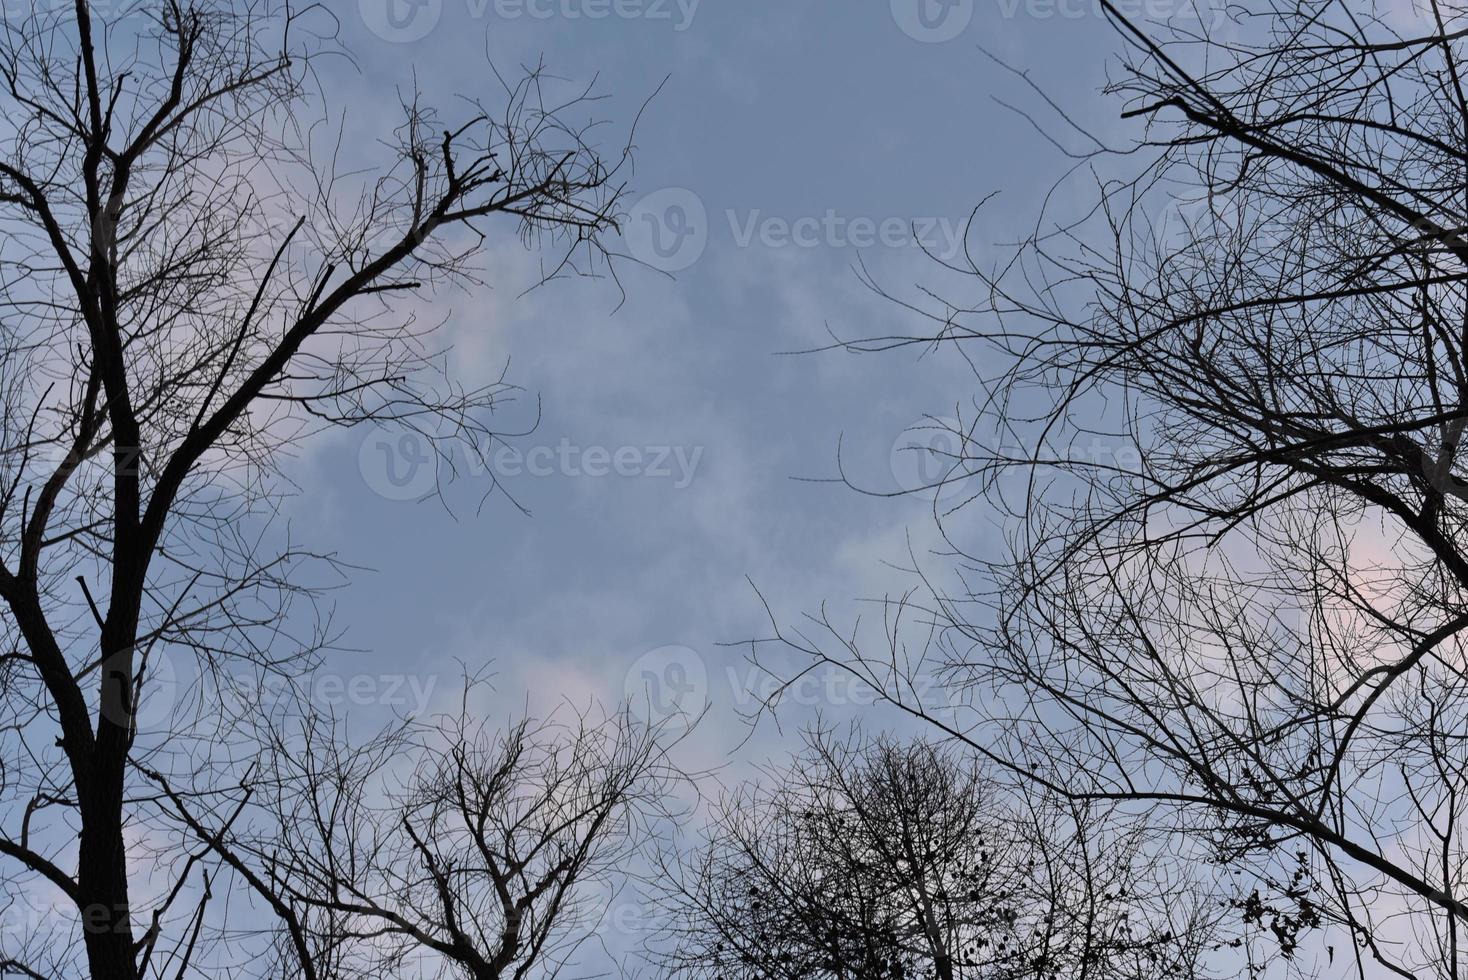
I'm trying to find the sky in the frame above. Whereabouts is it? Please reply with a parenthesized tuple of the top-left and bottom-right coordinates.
(262, 0, 1184, 969)
(298, 0, 1134, 720)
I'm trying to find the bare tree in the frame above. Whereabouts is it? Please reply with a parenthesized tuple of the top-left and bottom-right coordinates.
(0, 1, 638, 976)
(654, 731, 1218, 980)
(751, 1, 1468, 976)
(140, 685, 682, 979)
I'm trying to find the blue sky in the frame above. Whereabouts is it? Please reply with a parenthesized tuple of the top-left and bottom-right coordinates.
(299, 0, 1131, 713)
(279, 0, 1162, 787)
(271, 0, 1156, 966)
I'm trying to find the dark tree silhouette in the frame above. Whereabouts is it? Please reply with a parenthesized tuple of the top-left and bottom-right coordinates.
(654, 732, 1218, 980)
(752, 1, 1468, 976)
(0, 2, 638, 977)
(158, 688, 682, 979)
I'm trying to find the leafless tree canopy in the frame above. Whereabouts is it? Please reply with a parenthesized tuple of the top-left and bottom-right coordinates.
(186, 692, 682, 979)
(655, 732, 1218, 980)
(17, 0, 1468, 978)
(0, 1, 636, 977)
(750, 1, 1468, 977)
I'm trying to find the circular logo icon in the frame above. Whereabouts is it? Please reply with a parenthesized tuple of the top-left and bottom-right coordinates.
(1423, 443, 1468, 501)
(890, 416, 971, 502)
(891, 0, 973, 42)
(1163, 188, 1225, 251)
(625, 188, 708, 272)
(359, 428, 439, 501)
(359, 0, 442, 43)
(98, 646, 180, 731)
(624, 644, 708, 731)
